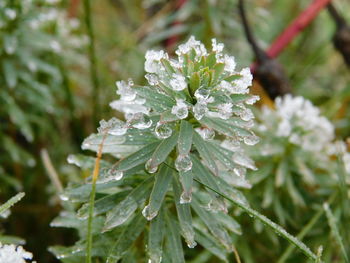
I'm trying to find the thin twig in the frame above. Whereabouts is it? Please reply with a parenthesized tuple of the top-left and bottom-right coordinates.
(86, 133, 107, 263)
(232, 245, 242, 263)
(40, 149, 64, 193)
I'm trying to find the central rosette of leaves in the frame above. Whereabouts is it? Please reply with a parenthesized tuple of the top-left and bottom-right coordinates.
(80, 37, 260, 255)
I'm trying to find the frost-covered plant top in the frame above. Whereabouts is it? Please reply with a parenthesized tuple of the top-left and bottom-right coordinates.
(247, 95, 340, 224)
(259, 95, 334, 152)
(90, 36, 260, 178)
(0, 243, 36, 263)
(58, 37, 261, 262)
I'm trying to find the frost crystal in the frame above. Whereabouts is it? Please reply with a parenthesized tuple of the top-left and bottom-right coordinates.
(171, 99, 188, 119)
(116, 79, 136, 101)
(169, 73, 187, 91)
(0, 243, 36, 263)
(260, 95, 334, 152)
(145, 50, 168, 73)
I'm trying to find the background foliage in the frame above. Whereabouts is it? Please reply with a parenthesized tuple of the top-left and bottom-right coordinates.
(0, 0, 350, 262)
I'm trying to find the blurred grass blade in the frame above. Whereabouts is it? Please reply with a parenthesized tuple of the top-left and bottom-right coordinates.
(323, 203, 349, 263)
(0, 192, 25, 215)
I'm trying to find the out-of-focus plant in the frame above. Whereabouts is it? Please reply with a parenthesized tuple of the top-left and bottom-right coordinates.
(0, 0, 86, 195)
(237, 95, 350, 262)
(50, 37, 320, 263)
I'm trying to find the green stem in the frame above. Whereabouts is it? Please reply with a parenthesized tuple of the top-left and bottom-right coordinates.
(83, 0, 100, 125)
(0, 192, 25, 215)
(86, 179, 97, 263)
(193, 178, 320, 263)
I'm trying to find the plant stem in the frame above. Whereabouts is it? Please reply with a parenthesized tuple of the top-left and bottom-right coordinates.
(194, 178, 320, 263)
(83, 0, 100, 125)
(86, 134, 107, 263)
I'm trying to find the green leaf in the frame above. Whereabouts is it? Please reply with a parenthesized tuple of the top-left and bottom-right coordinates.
(216, 211, 242, 235)
(106, 213, 147, 263)
(194, 179, 320, 262)
(117, 141, 160, 171)
(179, 170, 193, 202)
(0, 192, 25, 216)
(165, 212, 185, 263)
(191, 197, 232, 251)
(77, 191, 129, 219)
(178, 120, 193, 155)
(104, 177, 153, 230)
(2, 93, 34, 142)
(192, 132, 218, 175)
(148, 208, 165, 263)
(144, 164, 173, 220)
(194, 227, 228, 262)
(173, 178, 196, 248)
(3, 59, 17, 88)
(149, 132, 178, 169)
(135, 86, 175, 112)
(189, 72, 200, 95)
(276, 158, 289, 187)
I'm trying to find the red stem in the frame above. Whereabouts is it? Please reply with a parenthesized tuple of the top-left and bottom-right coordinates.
(68, 0, 81, 18)
(267, 0, 332, 58)
(251, 0, 332, 72)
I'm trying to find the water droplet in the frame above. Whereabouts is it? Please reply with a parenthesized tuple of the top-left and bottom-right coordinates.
(108, 169, 124, 180)
(142, 205, 158, 221)
(233, 167, 246, 177)
(180, 191, 192, 204)
(195, 127, 215, 140)
(155, 122, 172, 139)
(239, 108, 254, 121)
(145, 159, 158, 173)
(59, 194, 69, 201)
(194, 87, 210, 101)
(108, 119, 128, 136)
(243, 134, 259, 145)
(186, 240, 197, 249)
(171, 99, 188, 119)
(128, 113, 153, 129)
(145, 73, 159, 86)
(193, 103, 208, 120)
(175, 155, 192, 172)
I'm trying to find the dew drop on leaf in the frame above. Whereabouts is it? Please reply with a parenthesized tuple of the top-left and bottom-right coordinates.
(154, 122, 172, 139)
(175, 155, 192, 172)
(142, 205, 158, 221)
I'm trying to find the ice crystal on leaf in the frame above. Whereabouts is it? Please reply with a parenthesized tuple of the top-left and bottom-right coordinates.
(260, 95, 334, 152)
(0, 243, 36, 263)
